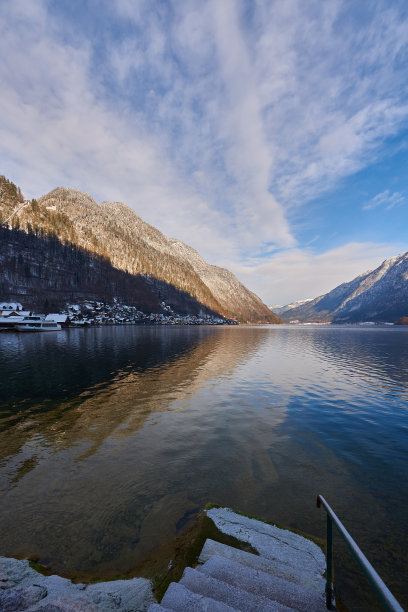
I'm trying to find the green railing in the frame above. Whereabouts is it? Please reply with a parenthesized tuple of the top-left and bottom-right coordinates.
(317, 495, 404, 611)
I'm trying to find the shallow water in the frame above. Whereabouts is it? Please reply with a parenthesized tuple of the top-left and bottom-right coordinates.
(1, 325, 407, 608)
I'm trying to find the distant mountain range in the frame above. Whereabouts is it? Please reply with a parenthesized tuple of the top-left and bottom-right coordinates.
(273, 252, 408, 323)
(0, 176, 280, 323)
(269, 299, 313, 316)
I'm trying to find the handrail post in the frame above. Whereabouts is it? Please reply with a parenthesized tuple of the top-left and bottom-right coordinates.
(326, 513, 333, 609)
(317, 494, 404, 612)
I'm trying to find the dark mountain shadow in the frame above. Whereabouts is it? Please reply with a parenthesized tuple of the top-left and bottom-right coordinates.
(0, 226, 220, 317)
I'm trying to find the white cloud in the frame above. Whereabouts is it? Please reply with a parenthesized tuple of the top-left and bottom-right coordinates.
(251, 1, 408, 205)
(109, 40, 143, 85)
(0, 0, 236, 262)
(209, 0, 294, 248)
(230, 242, 401, 305)
(1, 0, 408, 304)
(363, 190, 406, 211)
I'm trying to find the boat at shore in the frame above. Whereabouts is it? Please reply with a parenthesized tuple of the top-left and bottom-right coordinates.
(0, 314, 46, 331)
(0, 316, 27, 331)
(15, 320, 62, 332)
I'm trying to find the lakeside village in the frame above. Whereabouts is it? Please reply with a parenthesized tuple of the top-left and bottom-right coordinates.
(0, 300, 238, 332)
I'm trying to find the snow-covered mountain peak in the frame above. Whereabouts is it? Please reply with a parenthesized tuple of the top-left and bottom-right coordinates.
(278, 250, 408, 323)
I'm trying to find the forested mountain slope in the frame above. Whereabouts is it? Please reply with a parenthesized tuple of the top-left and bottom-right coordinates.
(0, 177, 279, 322)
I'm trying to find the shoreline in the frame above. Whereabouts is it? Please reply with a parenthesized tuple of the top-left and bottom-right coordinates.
(0, 506, 326, 610)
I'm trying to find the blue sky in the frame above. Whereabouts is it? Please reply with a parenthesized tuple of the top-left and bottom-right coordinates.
(1, 0, 408, 304)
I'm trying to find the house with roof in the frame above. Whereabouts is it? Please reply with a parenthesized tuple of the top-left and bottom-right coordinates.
(44, 313, 71, 327)
(0, 302, 30, 317)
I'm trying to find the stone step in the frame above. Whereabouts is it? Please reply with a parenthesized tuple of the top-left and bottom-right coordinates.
(161, 581, 239, 611)
(206, 507, 325, 577)
(199, 538, 325, 593)
(0, 555, 156, 611)
(180, 565, 294, 612)
(200, 555, 327, 612)
(147, 604, 174, 612)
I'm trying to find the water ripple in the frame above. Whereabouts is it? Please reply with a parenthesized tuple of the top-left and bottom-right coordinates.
(0, 325, 407, 607)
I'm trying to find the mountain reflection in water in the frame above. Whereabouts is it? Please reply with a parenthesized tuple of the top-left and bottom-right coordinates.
(0, 325, 407, 609)
(0, 326, 285, 574)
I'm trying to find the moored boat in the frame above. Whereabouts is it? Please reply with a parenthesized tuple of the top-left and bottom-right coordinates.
(15, 320, 62, 332)
(0, 316, 26, 331)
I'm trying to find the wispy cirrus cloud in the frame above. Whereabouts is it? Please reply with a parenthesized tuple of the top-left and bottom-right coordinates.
(250, 1, 408, 206)
(1, 0, 408, 303)
(0, 0, 236, 261)
(230, 242, 402, 305)
(363, 190, 406, 211)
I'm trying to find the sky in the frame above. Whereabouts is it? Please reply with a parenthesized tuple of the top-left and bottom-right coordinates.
(1, 0, 408, 305)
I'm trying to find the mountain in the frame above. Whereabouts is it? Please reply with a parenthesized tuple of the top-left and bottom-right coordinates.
(169, 238, 276, 323)
(269, 299, 313, 316)
(0, 226, 219, 317)
(278, 252, 408, 323)
(0, 177, 280, 323)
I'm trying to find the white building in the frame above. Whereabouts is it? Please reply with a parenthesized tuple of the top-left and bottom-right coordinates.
(0, 302, 30, 317)
(45, 314, 71, 327)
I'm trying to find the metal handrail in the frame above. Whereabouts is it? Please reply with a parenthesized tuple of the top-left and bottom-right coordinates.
(317, 495, 404, 611)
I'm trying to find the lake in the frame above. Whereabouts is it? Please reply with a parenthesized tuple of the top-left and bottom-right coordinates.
(1, 324, 407, 609)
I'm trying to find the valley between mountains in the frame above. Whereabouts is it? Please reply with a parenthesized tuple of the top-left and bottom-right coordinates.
(2, 174, 407, 325)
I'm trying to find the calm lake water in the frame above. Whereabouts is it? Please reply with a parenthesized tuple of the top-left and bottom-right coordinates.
(1, 325, 407, 608)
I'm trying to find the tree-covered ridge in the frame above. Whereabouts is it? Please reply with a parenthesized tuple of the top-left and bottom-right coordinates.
(0, 175, 24, 224)
(0, 178, 280, 323)
(0, 225, 221, 317)
(10, 187, 226, 316)
(0, 175, 24, 204)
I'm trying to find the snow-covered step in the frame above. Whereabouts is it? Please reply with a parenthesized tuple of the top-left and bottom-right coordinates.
(200, 555, 327, 612)
(199, 538, 325, 593)
(161, 581, 239, 611)
(180, 565, 294, 612)
(206, 507, 325, 576)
